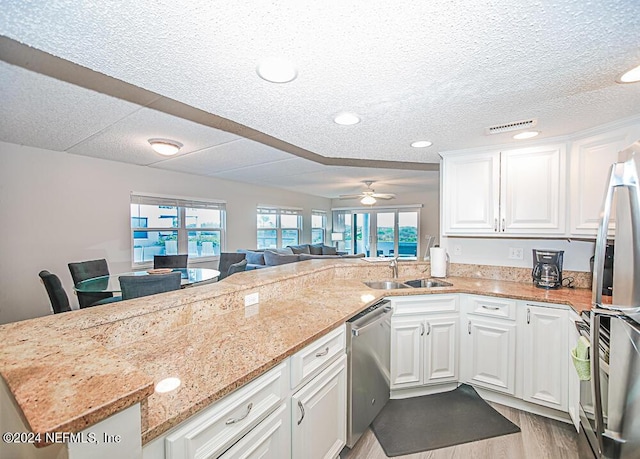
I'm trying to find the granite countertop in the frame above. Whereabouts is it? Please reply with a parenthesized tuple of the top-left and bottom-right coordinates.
(0, 260, 597, 447)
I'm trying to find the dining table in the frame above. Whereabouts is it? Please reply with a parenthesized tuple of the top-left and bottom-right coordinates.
(73, 268, 220, 294)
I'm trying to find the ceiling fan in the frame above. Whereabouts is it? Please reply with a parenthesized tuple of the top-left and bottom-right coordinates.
(339, 181, 396, 205)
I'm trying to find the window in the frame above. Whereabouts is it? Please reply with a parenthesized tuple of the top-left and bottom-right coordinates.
(131, 194, 226, 265)
(257, 206, 302, 249)
(332, 207, 420, 257)
(311, 210, 327, 244)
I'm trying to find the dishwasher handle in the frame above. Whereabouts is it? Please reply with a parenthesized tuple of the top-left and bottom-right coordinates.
(351, 306, 392, 337)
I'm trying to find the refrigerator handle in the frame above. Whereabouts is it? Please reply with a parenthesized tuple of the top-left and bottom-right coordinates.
(591, 310, 605, 457)
(592, 159, 640, 307)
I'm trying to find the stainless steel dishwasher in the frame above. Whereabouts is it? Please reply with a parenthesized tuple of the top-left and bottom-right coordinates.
(346, 299, 392, 448)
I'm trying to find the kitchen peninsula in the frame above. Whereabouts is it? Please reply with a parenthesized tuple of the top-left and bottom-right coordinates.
(0, 258, 595, 458)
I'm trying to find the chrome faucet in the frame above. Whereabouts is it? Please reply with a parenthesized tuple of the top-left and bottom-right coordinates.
(389, 256, 399, 279)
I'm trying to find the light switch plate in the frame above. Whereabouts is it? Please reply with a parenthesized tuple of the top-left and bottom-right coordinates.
(244, 292, 259, 306)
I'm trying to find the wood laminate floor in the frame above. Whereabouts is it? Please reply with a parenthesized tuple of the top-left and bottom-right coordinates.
(344, 403, 579, 459)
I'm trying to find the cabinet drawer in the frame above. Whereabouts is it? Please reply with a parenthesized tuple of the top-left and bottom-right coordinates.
(165, 362, 288, 459)
(465, 295, 516, 321)
(391, 295, 458, 316)
(290, 325, 346, 390)
(218, 402, 289, 459)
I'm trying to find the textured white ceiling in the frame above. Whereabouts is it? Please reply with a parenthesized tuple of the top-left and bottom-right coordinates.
(1, 1, 640, 196)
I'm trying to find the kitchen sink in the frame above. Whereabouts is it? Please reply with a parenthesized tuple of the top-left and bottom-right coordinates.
(363, 281, 410, 290)
(404, 278, 453, 288)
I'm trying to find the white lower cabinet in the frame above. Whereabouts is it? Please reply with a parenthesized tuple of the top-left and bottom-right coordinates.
(424, 317, 459, 384)
(291, 354, 347, 459)
(390, 296, 459, 390)
(520, 303, 569, 412)
(144, 326, 347, 459)
(463, 316, 516, 395)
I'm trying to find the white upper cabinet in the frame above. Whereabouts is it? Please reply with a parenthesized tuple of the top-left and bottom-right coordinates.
(441, 144, 566, 236)
(441, 151, 500, 234)
(569, 125, 640, 237)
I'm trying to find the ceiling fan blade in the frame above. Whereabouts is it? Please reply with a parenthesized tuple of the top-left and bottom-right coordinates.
(339, 194, 364, 200)
(371, 193, 396, 199)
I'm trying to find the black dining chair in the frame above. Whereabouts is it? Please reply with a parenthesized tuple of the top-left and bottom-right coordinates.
(68, 258, 121, 308)
(217, 253, 247, 280)
(153, 254, 188, 269)
(226, 259, 248, 278)
(119, 272, 182, 300)
(38, 270, 72, 314)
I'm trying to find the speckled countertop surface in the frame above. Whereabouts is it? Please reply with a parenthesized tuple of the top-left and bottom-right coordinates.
(0, 259, 597, 446)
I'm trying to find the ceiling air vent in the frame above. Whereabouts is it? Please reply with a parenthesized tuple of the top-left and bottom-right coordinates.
(485, 118, 537, 135)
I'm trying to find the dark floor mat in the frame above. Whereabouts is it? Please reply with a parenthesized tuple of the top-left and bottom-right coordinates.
(371, 384, 521, 457)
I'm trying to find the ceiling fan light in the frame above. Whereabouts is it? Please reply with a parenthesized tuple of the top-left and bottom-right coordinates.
(360, 195, 376, 205)
(148, 138, 183, 156)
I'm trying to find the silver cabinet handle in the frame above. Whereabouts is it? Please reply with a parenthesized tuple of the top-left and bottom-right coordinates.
(527, 308, 531, 324)
(468, 320, 471, 335)
(481, 305, 500, 310)
(494, 218, 498, 232)
(225, 402, 253, 425)
(426, 322, 431, 335)
(315, 346, 329, 357)
(420, 323, 425, 336)
(297, 400, 305, 425)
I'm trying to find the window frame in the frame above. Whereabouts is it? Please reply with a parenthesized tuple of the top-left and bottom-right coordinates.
(311, 210, 327, 244)
(332, 205, 422, 258)
(257, 206, 303, 249)
(130, 194, 226, 268)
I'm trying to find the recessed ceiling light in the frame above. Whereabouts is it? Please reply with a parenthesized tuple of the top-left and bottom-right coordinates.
(334, 112, 361, 125)
(411, 140, 433, 148)
(256, 58, 298, 83)
(513, 131, 540, 140)
(617, 63, 640, 83)
(148, 139, 183, 156)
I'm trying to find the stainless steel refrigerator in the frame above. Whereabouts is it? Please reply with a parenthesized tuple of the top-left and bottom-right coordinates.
(586, 140, 640, 458)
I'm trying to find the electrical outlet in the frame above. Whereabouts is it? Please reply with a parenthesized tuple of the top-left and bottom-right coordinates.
(244, 292, 259, 307)
(453, 244, 462, 256)
(508, 247, 524, 260)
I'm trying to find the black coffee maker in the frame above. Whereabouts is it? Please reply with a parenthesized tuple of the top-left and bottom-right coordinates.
(532, 249, 564, 289)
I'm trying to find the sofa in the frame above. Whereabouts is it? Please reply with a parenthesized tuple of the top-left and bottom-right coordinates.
(238, 244, 365, 270)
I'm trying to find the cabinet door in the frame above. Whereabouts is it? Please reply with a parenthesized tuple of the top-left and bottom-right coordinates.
(522, 305, 568, 411)
(390, 317, 423, 388)
(465, 318, 516, 395)
(569, 130, 627, 237)
(423, 316, 458, 384)
(291, 354, 346, 459)
(441, 151, 500, 234)
(501, 145, 566, 234)
(219, 403, 290, 459)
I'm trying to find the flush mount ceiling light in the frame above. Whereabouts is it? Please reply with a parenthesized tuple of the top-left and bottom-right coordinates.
(513, 130, 540, 140)
(617, 63, 640, 83)
(333, 112, 361, 125)
(148, 139, 183, 156)
(411, 140, 433, 148)
(256, 57, 298, 83)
